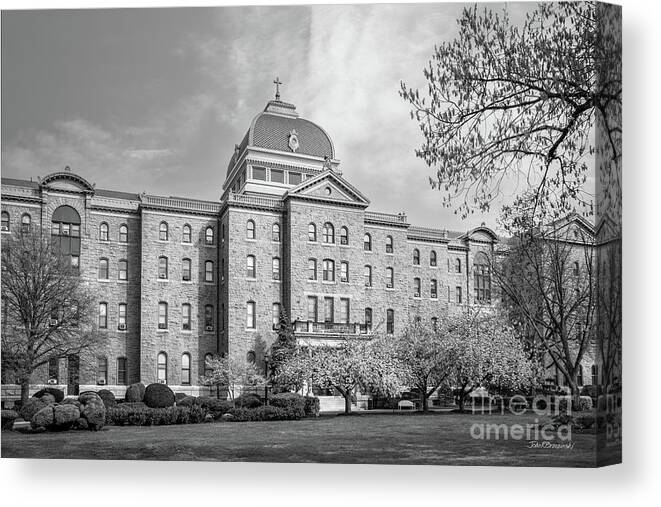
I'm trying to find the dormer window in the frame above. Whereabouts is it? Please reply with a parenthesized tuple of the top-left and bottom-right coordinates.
(253, 167, 267, 181)
(271, 169, 284, 183)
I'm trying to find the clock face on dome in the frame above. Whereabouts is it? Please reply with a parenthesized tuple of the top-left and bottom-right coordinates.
(288, 129, 299, 152)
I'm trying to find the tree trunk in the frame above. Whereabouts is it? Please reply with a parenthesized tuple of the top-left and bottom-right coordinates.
(20, 375, 30, 406)
(421, 393, 429, 412)
(344, 394, 352, 414)
(567, 374, 581, 409)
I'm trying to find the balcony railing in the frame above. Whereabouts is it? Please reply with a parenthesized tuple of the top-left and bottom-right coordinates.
(141, 194, 221, 214)
(364, 211, 408, 226)
(293, 321, 372, 335)
(226, 192, 284, 210)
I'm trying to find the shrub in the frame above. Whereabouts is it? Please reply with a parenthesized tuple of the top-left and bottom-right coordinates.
(175, 393, 188, 402)
(229, 405, 303, 422)
(31, 406, 55, 429)
(234, 393, 262, 409)
(125, 382, 146, 402)
(177, 396, 197, 407)
(117, 401, 147, 409)
(557, 395, 594, 412)
(106, 405, 207, 426)
(268, 393, 306, 419)
(52, 404, 80, 431)
(33, 387, 65, 403)
(19, 398, 48, 422)
(97, 389, 117, 409)
(577, 396, 593, 411)
(144, 383, 175, 408)
(303, 396, 320, 418)
(195, 396, 233, 419)
(2, 409, 19, 430)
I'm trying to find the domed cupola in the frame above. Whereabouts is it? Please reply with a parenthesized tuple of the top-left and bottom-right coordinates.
(223, 80, 340, 197)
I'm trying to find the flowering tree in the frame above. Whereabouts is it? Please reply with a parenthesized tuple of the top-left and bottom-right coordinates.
(447, 310, 536, 411)
(200, 354, 264, 402)
(391, 320, 455, 411)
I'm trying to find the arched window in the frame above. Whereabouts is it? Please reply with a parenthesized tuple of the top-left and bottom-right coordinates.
(340, 226, 349, 245)
(322, 222, 334, 244)
(118, 259, 127, 280)
(159, 221, 169, 241)
(119, 224, 128, 243)
(385, 235, 393, 253)
(99, 222, 109, 241)
(1, 211, 10, 232)
(413, 277, 421, 297)
(413, 249, 420, 265)
(308, 223, 317, 242)
(246, 301, 256, 329)
(98, 302, 108, 329)
(455, 258, 462, 273)
(272, 223, 281, 242)
(204, 305, 214, 331)
(386, 309, 394, 334)
(158, 302, 168, 329)
(97, 357, 108, 385)
(364, 233, 372, 251)
(473, 252, 491, 303)
(98, 258, 109, 280)
(182, 224, 192, 243)
(181, 353, 191, 385)
(364, 308, 373, 332)
(430, 250, 437, 267)
(247, 351, 256, 363)
(322, 259, 335, 282)
(431, 279, 438, 298)
(364, 265, 372, 287)
(205, 260, 214, 282)
(51, 205, 81, 270)
(21, 213, 31, 233)
(386, 267, 394, 288)
(205, 226, 214, 245)
(182, 304, 191, 330)
(246, 220, 255, 239)
(182, 258, 192, 281)
(272, 257, 281, 280)
(158, 256, 168, 279)
(246, 255, 256, 278)
(204, 353, 214, 377)
(157, 352, 168, 383)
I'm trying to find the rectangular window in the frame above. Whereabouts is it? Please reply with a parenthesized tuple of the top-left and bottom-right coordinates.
(323, 259, 335, 282)
(272, 257, 281, 280)
(456, 286, 462, 304)
(205, 261, 214, 282)
(340, 298, 350, 324)
(307, 296, 318, 322)
(414, 278, 421, 298)
(181, 354, 191, 385)
(253, 166, 267, 180)
(205, 305, 214, 331)
(98, 259, 109, 280)
(117, 357, 127, 385)
(340, 261, 349, 283)
(386, 309, 394, 334)
(431, 279, 438, 298)
(118, 303, 127, 330)
(182, 259, 191, 281)
(324, 297, 334, 326)
(182, 304, 191, 330)
(118, 260, 127, 281)
(99, 303, 107, 329)
(272, 303, 281, 330)
(308, 258, 317, 280)
(271, 169, 284, 183)
(48, 357, 59, 383)
(158, 302, 168, 329)
(247, 256, 256, 278)
(246, 301, 256, 329)
(97, 357, 108, 385)
(386, 268, 394, 288)
(289, 172, 302, 185)
(158, 257, 168, 279)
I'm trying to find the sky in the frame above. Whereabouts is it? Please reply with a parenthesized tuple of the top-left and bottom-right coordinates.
(2, 2, 536, 231)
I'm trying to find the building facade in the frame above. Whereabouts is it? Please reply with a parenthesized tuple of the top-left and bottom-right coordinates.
(1, 97, 504, 396)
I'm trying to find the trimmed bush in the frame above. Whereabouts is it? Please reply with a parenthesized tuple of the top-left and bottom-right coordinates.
(117, 402, 147, 409)
(558, 395, 594, 412)
(33, 387, 65, 403)
(230, 405, 302, 422)
(144, 383, 176, 408)
(78, 393, 106, 431)
(31, 406, 55, 429)
(106, 405, 207, 426)
(2, 409, 19, 430)
(60, 398, 81, 409)
(268, 393, 306, 419)
(19, 398, 48, 422)
(175, 392, 188, 402)
(125, 382, 146, 403)
(577, 396, 593, 411)
(177, 396, 197, 407)
(40, 393, 57, 405)
(234, 393, 262, 409)
(52, 404, 80, 431)
(97, 389, 117, 409)
(195, 396, 233, 419)
(303, 396, 320, 417)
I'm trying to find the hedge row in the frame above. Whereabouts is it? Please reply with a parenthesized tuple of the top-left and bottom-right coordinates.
(106, 405, 207, 426)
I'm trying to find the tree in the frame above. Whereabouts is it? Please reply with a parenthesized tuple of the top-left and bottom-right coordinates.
(1, 231, 101, 404)
(447, 310, 535, 412)
(277, 337, 404, 414)
(268, 310, 297, 378)
(200, 354, 264, 402)
(493, 214, 595, 405)
(391, 320, 455, 412)
(400, 2, 621, 220)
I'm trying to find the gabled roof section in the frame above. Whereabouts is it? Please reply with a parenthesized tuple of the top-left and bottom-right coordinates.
(285, 170, 370, 208)
(458, 225, 498, 243)
(39, 170, 95, 194)
(543, 212, 595, 239)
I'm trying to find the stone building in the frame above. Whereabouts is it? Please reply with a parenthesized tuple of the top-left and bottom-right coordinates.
(1, 96, 502, 397)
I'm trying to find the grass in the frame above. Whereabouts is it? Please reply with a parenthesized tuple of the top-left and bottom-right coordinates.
(1, 411, 611, 466)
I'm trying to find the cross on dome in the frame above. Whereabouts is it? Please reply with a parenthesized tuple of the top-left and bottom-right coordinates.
(273, 76, 283, 101)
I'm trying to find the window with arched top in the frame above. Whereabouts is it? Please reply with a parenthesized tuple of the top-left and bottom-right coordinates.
(157, 352, 168, 383)
(473, 252, 491, 303)
(455, 258, 462, 273)
(413, 249, 420, 265)
(430, 250, 437, 267)
(99, 222, 109, 241)
(246, 220, 256, 239)
(182, 224, 192, 243)
(413, 277, 421, 297)
(386, 236, 393, 254)
(205, 226, 214, 245)
(159, 222, 169, 241)
(119, 224, 128, 243)
(181, 353, 191, 385)
(247, 351, 256, 364)
(1, 211, 10, 232)
(51, 206, 81, 270)
(322, 259, 335, 282)
(322, 222, 335, 244)
(21, 213, 31, 233)
(98, 258, 109, 280)
(364, 233, 372, 251)
(308, 223, 317, 242)
(272, 223, 281, 242)
(340, 227, 349, 245)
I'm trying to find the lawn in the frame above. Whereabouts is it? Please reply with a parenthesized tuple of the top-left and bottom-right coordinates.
(1, 411, 605, 466)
